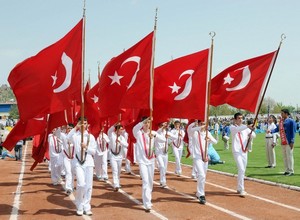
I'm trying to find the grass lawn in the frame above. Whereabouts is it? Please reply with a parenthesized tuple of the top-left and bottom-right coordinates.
(169, 132, 300, 187)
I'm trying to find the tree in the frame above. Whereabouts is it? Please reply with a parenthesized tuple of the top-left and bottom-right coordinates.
(9, 104, 19, 119)
(260, 97, 276, 115)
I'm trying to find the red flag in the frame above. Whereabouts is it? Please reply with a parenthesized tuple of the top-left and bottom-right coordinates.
(31, 131, 49, 171)
(210, 50, 277, 113)
(8, 19, 83, 121)
(98, 32, 154, 117)
(47, 109, 75, 132)
(153, 49, 210, 121)
(2, 116, 47, 151)
(85, 82, 101, 137)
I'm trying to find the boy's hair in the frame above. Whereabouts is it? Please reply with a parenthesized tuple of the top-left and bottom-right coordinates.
(141, 116, 149, 122)
(281, 108, 290, 115)
(115, 124, 124, 130)
(77, 116, 87, 122)
(269, 115, 277, 124)
(234, 112, 243, 119)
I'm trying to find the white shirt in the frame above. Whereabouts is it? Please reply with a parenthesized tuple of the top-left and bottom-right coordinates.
(170, 128, 185, 149)
(96, 132, 110, 156)
(230, 124, 256, 153)
(67, 128, 97, 167)
(189, 122, 217, 159)
(133, 122, 161, 165)
(154, 127, 175, 155)
(108, 126, 128, 160)
(265, 122, 277, 138)
(48, 133, 63, 158)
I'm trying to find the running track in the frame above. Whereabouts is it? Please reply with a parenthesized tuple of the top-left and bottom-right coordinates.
(1, 141, 300, 220)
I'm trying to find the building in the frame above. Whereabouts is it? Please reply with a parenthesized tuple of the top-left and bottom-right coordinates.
(0, 102, 16, 117)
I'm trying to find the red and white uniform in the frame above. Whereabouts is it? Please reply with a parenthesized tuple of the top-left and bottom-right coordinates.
(95, 131, 110, 180)
(188, 122, 217, 198)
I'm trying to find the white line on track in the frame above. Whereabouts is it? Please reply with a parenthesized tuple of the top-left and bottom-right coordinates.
(207, 181, 300, 212)
(10, 141, 28, 220)
(169, 162, 300, 212)
(127, 169, 251, 220)
(105, 178, 168, 220)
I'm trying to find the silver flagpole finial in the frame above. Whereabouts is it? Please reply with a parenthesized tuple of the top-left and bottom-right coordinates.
(209, 31, 216, 39)
(280, 33, 286, 42)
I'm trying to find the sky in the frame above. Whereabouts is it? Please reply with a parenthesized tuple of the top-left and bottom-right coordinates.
(1, 0, 300, 108)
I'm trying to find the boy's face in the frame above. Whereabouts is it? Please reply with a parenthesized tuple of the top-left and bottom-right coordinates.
(281, 112, 288, 119)
(235, 115, 243, 125)
(143, 120, 150, 130)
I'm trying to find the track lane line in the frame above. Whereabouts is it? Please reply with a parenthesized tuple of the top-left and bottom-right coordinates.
(10, 141, 28, 220)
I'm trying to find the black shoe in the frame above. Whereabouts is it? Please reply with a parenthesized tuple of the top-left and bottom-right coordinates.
(145, 209, 151, 213)
(286, 173, 294, 176)
(265, 166, 272, 168)
(199, 196, 206, 205)
(283, 172, 290, 175)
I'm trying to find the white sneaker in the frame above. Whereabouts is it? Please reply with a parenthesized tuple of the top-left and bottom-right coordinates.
(76, 210, 83, 216)
(84, 210, 93, 216)
(238, 190, 247, 197)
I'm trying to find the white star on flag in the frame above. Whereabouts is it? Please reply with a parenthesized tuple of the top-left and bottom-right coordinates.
(223, 73, 234, 85)
(108, 71, 124, 85)
(91, 95, 99, 103)
(51, 71, 58, 86)
(169, 82, 181, 93)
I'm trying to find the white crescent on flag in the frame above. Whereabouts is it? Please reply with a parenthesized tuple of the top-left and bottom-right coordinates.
(226, 66, 251, 91)
(121, 56, 141, 89)
(174, 69, 194, 100)
(53, 52, 73, 93)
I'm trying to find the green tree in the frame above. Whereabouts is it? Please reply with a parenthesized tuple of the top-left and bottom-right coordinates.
(9, 104, 19, 119)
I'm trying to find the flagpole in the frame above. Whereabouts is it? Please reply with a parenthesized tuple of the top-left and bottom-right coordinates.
(149, 8, 158, 156)
(204, 31, 216, 162)
(246, 33, 286, 149)
(80, 0, 86, 162)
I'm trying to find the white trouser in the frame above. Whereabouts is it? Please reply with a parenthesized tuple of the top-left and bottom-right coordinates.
(281, 144, 294, 173)
(111, 157, 122, 188)
(156, 153, 168, 185)
(265, 138, 276, 167)
(75, 165, 93, 212)
(233, 152, 247, 192)
(194, 158, 208, 197)
(192, 160, 198, 177)
(139, 162, 155, 209)
(222, 136, 229, 150)
(50, 155, 63, 184)
(172, 146, 183, 174)
(123, 147, 131, 173)
(63, 156, 74, 191)
(94, 152, 108, 179)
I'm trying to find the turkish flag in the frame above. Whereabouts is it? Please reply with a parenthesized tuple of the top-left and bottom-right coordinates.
(153, 49, 210, 121)
(2, 116, 47, 151)
(47, 108, 75, 132)
(31, 131, 49, 171)
(210, 50, 277, 113)
(85, 82, 101, 137)
(98, 32, 154, 118)
(8, 19, 83, 121)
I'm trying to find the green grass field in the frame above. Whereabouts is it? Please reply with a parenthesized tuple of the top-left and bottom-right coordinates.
(169, 133, 300, 187)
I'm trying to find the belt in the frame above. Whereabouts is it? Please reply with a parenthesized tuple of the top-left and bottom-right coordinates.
(265, 137, 273, 139)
